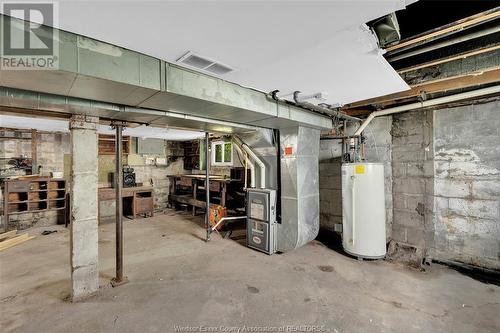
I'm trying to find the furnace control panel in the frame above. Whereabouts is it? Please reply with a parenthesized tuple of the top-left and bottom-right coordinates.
(247, 189, 276, 255)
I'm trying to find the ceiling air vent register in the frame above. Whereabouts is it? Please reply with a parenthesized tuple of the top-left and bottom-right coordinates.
(177, 51, 234, 75)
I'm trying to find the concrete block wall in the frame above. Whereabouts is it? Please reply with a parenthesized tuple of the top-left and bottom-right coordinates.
(98, 136, 186, 219)
(318, 157, 342, 232)
(0, 130, 31, 178)
(390, 111, 434, 257)
(133, 158, 185, 211)
(37, 133, 70, 174)
(318, 117, 393, 236)
(0, 130, 69, 177)
(364, 116, 393, 239)
(5, 209, 65, 230)
(432, 101, 500, 269)
(318, 101, 498, 269)
(389, 100, 499, 269)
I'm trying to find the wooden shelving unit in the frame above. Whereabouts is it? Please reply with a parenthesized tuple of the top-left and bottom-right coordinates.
(166, 141, 184, 158)
(3, 177, 67, 232)
(182, 140, 201, 170)
(98, 134, 130, 155)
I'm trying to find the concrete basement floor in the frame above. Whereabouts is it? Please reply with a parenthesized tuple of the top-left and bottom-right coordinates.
(1, 211, 499, 333)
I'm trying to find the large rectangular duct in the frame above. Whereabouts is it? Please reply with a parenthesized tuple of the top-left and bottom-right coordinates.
(0, 15, 332, 131)
(278, 126, 320, 251)
(237, 126, 320, 252)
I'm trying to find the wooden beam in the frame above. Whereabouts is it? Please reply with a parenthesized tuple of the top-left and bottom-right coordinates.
(347, 93, 500, 118)
(31, 129, 37, 174)
(0, 137, 32, 140)
(386, 9, 500, 53)
(0, 230, 17, 241)
(397, 45, 500, 74)
(343, 66, 500, 110)
(0, 234, 35, 251)
(345, 109, 372, 117)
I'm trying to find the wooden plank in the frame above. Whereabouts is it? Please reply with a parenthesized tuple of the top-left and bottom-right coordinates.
(31, 129, 37, 173)
(3, 184, 8, 233)
(397, 45, 500, 74)
(0, 137, 32, 140)
(0, 230, 17, 241)
(98, 186, 153, 201)
(171, 194, 207, 208)
(170, 194, 224, 209)
(385, 9, 500, 52)
(98, 134, 130, 155)
(0, 234, 35, 251)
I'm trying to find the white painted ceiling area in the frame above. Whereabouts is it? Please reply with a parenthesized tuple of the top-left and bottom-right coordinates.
(7, 0, 413, 106)
(0, 115, 205, 141)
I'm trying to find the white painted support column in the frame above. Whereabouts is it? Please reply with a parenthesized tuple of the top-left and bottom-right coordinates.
(69, 115, 99, 301)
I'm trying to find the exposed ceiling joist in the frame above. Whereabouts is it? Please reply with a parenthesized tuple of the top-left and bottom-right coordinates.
(385, 8, 500, 53)
(396, 45, 500, 74)
(343, 66, 500, 115)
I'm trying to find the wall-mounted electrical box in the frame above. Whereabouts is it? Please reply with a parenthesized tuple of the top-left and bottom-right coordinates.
(137, 138, 165, 155)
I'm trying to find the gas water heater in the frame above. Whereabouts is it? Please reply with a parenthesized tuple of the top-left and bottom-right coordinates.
(246, 188, 277, 255)
(341, 163, 386, 259)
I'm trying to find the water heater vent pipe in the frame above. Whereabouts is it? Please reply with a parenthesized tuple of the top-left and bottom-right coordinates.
(233, 135, 266, 189)
(233, 141, 255, 188)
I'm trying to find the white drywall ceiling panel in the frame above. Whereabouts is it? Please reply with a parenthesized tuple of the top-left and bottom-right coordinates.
(0, 115, 205, 140)
(0, 115, 69, 133)
(4, 0, 412, 106)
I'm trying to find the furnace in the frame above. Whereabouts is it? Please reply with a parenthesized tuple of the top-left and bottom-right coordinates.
(246, 188, 277, 255)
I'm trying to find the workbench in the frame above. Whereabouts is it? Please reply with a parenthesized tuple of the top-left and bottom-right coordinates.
(167, 174, 245, 214)
(98, 186, 154, 222)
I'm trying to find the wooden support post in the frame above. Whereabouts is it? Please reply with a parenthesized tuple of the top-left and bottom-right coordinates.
(3, 184, 9, 233)
(31, 129, 37, 174)
(221, 183, 227, 208)
(192, 180, 198, 216)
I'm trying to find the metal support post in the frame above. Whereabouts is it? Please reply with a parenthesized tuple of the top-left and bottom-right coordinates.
(205, 132, 211, 242)
(111, 122, 128, 286)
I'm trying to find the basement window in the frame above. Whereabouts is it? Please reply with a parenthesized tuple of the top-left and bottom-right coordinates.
(211, 141, 232, 166)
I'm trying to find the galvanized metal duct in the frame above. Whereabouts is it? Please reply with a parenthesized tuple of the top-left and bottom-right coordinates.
(277, 126, 321, 251)
(0, 14, 333, 131)
(0, 87, 260, 134)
